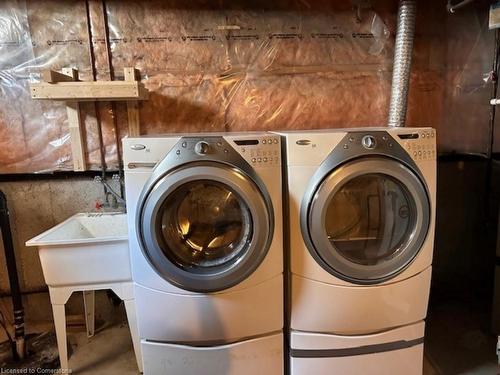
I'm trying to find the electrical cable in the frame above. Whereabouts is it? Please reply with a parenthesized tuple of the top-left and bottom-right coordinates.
(447, 0, 476, 13)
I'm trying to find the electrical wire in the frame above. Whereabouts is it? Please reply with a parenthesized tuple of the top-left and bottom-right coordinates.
(447, 0, 476, 13)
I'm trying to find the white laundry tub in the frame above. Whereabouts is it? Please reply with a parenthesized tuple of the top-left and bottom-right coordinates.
(26, 212, 131, 287)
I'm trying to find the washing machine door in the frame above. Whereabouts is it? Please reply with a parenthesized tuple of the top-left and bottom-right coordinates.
(303, 156, 430, 284)
(138, 162, 273, 293)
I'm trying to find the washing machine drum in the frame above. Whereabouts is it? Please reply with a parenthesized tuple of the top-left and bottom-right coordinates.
(302, 157, 431, 284)
(138, 163, 273, 293)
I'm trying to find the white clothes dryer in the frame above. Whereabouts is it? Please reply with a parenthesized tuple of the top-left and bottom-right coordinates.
(279, 127, 436, 374)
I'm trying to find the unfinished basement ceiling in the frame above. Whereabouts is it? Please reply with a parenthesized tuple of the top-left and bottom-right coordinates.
(0, 0, 494, 173)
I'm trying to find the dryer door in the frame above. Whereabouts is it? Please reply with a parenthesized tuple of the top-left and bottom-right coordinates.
(138, 163, 273, 292)
(303, 157, 430, 284)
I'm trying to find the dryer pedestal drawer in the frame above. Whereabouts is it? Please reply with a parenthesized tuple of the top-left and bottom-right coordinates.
(142, 333, 283, 375)
(290, 322, 424, 375)
(291, 267, 431, 334)
(291, 343, 423, 375)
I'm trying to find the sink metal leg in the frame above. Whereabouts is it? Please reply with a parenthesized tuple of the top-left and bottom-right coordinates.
(83, 290, 95, 337)
(52, 304, 69, 371)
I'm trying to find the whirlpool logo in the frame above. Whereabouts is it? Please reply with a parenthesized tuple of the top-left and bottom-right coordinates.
(296, 139, 311, 146)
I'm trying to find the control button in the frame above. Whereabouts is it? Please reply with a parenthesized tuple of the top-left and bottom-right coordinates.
(388, 142, 393, 148)
(176, 150, 181, 155)
(195, 141, 210, 155)
(431, 133, 435, 138)
(382, 135, 388, 141)
(262, 140, 267, 144)
(181, 142, 187, 148)
(263, 157, 268, 162)
(251, 158, 256, 163)
(361, 135, 376, 149)
(241, 148, 246, 153)
(273, 139, 278, 144)
(217, 141, 223, 147)
(343, 144, 348, 149)
(413, 151, 417, 157)
(130, 144, 146, 151)
(257, 157, 262, 162)
(349, 137, 354, 142)
(418, 151, 422, 156)
(224, 149, 229, 154)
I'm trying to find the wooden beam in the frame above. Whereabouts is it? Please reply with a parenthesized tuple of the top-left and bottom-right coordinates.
(65, 101, 86, 172)
(61, 68, 86, 172)
(124, 67, 141, 137)
(41, 69, 79, 83)
(30, 81, 148, 101)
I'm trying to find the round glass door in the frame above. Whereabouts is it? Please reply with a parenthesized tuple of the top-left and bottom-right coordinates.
(138, 163, 273, 292)
(158, 180, 253, 270)
(304, 157, 430, 283)
(325, 174, 415, 266)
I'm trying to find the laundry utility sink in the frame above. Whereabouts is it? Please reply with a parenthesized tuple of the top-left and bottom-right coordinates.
(26, 212, 130, 287)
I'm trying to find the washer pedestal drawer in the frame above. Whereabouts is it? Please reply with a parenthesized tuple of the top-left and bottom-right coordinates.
(142, 333, 283, 375)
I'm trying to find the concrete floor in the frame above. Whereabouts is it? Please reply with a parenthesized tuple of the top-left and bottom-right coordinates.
(62, 307, 498, 375)
(1, 310, 498, 374)
(67, 323, 139, 375)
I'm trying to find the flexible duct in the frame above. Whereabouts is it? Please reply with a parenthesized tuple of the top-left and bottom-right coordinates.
(388, 0, 417, 128)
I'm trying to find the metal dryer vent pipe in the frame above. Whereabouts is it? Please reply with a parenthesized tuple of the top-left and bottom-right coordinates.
(388, 0, 417, 128)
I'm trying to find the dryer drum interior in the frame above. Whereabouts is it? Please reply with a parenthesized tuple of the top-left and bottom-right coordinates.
(304, 156, 431, 284)
(138, 162, 274, 293)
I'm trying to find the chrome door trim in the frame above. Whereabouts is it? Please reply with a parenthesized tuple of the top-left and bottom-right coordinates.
(138, 161, 272, 293)
(300, 131, 432, 285)
(305, 157, 430, 283)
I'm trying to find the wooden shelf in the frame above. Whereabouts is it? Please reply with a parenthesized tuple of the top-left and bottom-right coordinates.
(30, 81, 148, 101)
(29, 67, 148, 171)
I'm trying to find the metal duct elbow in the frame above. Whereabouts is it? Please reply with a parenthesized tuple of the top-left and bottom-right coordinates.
(388, 0, 417, 128)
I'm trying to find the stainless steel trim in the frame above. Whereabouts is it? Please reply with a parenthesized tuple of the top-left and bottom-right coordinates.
(307, 158, 429, 282)
(300, 131, 431, 285)
(138, 160, 272, 293)
(291, 337, 424, 358)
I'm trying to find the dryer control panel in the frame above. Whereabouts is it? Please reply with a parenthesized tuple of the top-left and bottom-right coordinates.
(396, 129, 436, 162)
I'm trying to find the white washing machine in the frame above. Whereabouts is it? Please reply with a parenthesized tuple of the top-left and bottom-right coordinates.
(123, 133, 283, 375)
(279, 128, 436, 374)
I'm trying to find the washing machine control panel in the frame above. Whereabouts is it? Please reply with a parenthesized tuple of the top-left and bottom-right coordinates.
(233, 136, 281, 167)
(152, 135, 282, 167)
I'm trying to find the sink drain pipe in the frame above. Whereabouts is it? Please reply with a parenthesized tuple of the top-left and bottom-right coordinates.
(0, 191, 25, 360)
(388, 0, 417, 128)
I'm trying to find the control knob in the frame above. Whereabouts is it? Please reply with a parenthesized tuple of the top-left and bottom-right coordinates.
(195, 141, 210, 155)
(361, 135, 377, 149)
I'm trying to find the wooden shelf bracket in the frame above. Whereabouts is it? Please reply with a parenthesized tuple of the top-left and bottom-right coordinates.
(30, 67, 149, 171)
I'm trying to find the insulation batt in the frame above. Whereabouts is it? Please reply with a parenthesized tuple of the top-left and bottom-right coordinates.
(0, 0, 493, 173)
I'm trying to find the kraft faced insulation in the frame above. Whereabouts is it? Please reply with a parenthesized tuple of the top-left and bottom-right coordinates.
(0, 0, 494, 173)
